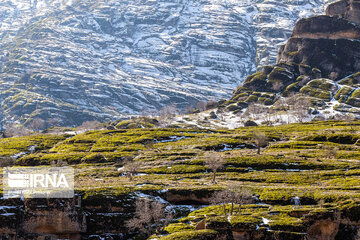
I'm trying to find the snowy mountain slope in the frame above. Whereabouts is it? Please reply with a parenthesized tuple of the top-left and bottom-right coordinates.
(0, 0, 331, 126)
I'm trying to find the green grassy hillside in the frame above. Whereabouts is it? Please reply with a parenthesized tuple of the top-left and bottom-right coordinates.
(0, 120, 359, 239)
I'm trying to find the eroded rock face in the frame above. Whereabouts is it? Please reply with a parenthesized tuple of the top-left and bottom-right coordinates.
(167, 190, 212, 205)
(277, 1, 360, 80)
(326, 0, 360, 25)
(277, 37, 360, 79)
(0, 194, 135, 240)
(207, 210, 360, 240)
(22, 198, 86, 239)
(292, 15, 360, 39)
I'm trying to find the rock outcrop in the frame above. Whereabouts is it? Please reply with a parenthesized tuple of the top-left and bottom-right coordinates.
(326, 0, 360, 25)
(3, 195, 360, 240)
(222, 0, 360, 121)
(277, 0, 360, 80)
(0, 193, 136, 239)
(202, 207, 360, 240)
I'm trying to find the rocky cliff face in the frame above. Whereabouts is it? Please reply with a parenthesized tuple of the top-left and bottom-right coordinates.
(0, 194, 135, 239)
(326, 0, 360, 25)
(0, 0, 329, 126)
(277, 0, 360, 80)
(1, 194, 360, 240)
(221, 0, 360, 122)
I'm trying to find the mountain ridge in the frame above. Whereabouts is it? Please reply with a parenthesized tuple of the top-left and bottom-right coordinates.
(0, 0, 330, 127)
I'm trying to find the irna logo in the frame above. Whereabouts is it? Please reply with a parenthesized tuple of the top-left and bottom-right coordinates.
(4, 167, 74, 199)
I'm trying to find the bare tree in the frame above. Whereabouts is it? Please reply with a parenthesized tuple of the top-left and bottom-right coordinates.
(341, 113, 356, 133)
(253, 131, 268, 154)
(232, 187, 254, 214)
(27, 118, 45, 131)
(197, 101, 207, 111)
(184, 105, 196, 114)
(159, 105, 177, 127)
(204, 152, 226, 184)
(273, 97, 289, 113)
(241, 103, 267, 121)
(0, 156, 15, 167)
(299, 76, 311, 87)
(205, 99, 219, 110)
(78, 120, 102, 131)
(291, 95, 311, 122)
(122, 157, 142, 181)
(210, 186, 253, 216)
(46, 117, 62, 127)
(323, 146, 338, 159)
(4, 123, 31, 137)
(126, 199, 173, 236)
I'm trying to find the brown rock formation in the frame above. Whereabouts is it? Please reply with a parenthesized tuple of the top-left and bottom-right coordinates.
(292, 15, 360, 39)
(277, 1, 360, 80)
(22, 198, 86, 240)
(326, 0, 360, 25)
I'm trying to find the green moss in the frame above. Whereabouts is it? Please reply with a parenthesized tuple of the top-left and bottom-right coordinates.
(334, 86, 354, 103)
(282, 82, 300, 97)
(144, 165, 206, 174)
(351, 89, 360, 98)
(243, 72, 267, 91)
(0, 134, 67, 157)
(346, 97, 360, 107)
(160, 230, 218, 240)
(268, 213, 304, 232)
(244, 72, 267, 84)
(2, 120, 360, 238)
(287, 51, 298, 56)
(302, 133, 359, 144)
(268, 67, 293, 85)
(245, 95, 258, 103)
(165, 223, 195, 234)
(307, 79, 334, 91)
(230, 215, 262, 229)
(81, 153, 107, 163)
(339, 200, 360, 222)
(338, 73, 360, 86)
(226, 104, 241, 112)
(41, 152, 86, 164)
(300, 86, 332, 101)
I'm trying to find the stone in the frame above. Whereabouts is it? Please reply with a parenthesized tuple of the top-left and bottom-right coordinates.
(277, 13, 360, 80)
(244, 120, 258, 127)
(195, 219, 206, 230)
(326, 0, 360, 25)
(292, 15, 360, 39)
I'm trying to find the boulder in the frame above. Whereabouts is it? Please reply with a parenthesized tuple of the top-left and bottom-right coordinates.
(244, 120, 258, 127)
(292, 15, 360, 39)
(326, 0, 360, 26)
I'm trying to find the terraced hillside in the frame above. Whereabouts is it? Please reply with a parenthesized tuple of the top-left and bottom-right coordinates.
(0, 120, 360, 239)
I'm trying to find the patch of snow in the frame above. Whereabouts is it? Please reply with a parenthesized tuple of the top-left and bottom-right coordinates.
(262, 217, 271, 225)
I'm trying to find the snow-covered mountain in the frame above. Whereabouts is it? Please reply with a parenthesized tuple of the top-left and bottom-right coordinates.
(0, 0, 332, 126)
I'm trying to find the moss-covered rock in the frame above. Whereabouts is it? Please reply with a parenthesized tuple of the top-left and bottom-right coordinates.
(159, 230, 218, 240)
(268, 67, 294, 87)
(300, 79, 335, 101)
(334, 86, 354, 103)
(243, 72, 268, 91)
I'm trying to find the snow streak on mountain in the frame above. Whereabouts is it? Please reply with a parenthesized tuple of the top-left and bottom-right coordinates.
(0, 0, 331, 125)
